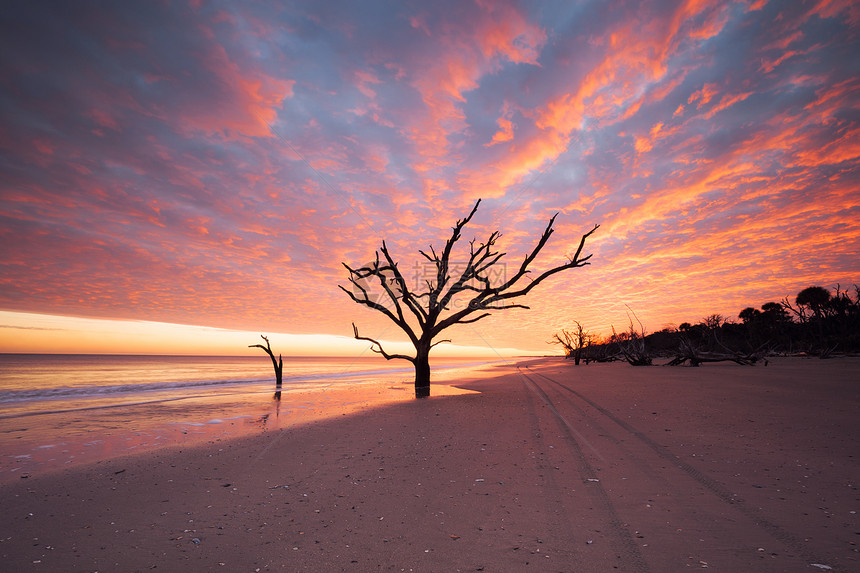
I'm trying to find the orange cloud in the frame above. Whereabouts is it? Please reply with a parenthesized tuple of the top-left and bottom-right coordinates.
(404, 1, 546, 177)
(634, 122, 679, 155)
(487, 117, 514, 146)
(794, 126, 860, 166)
(486, 105, 515, 146)
(703, 91, 753, 118)
(688, 83, 718, 107)
(512, 2, 725, 192)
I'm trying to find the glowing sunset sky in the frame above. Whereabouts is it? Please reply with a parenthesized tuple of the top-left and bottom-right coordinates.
(0, 0, 858, 355)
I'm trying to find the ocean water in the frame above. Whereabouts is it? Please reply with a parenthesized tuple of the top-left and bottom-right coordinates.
(0, 354, 507, 481)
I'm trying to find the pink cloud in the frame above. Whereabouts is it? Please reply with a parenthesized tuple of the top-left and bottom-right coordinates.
(702, 91, 753, 119)
(688, 83, 719, 108)
(86, 109, 120, 131)
(486, 105, 515, 146)
(0, 1, 856, 351)
(176, 41, 295, 138)
(462, 2, 725, 200)
(807, 0, 860, 26)
(403, 1, 546, 176)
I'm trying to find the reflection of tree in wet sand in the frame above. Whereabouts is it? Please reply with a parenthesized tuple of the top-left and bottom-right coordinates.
(255, 394, 283, 430)
(273, 390, 282, 418)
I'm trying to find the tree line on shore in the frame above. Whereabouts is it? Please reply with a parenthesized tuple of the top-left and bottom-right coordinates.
(552, 285, 860, 366)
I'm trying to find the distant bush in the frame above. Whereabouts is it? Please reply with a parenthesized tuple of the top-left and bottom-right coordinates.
(561, 284, 859, 364)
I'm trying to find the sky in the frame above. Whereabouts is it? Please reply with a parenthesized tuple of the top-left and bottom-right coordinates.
(0, 0, 858, 356)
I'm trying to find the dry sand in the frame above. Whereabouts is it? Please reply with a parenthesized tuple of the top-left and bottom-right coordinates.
(1, 356, 857, 572)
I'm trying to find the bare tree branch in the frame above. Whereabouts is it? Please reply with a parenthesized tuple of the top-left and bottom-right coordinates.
(434, 223, 599, 333)
(451, 312, 492, 325)
(352, 323, 415, 363)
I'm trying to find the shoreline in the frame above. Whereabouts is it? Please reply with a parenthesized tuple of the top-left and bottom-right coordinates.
(0, 359, 509, 483)
(1, 356, 858, 571)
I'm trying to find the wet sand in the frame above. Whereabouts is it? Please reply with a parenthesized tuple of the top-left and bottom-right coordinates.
(0, 357, 857, 572)
(0, 381, 421, 482)
(0, 364, 484, 482)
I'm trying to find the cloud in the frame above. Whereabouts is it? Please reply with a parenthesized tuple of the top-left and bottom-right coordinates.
(0, 0, 856, 353)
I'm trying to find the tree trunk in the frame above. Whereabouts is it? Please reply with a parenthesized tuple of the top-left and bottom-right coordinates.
(414, 349, 431, 399)
(272, 355, 283, 389)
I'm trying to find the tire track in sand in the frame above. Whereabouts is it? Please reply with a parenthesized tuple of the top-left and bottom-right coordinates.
(525, 365, 848, 573)
(518, 367, 651, 572)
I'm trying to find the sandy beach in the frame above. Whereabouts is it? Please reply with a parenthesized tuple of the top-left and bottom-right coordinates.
(1, 356, 857, 572)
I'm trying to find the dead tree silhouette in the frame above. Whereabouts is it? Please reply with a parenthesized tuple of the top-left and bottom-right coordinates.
(551, 321, 592, 365)
(249, 335, 283, 389)
(340, 199, 598, 398)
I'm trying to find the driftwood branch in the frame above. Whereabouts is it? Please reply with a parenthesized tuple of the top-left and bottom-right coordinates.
(612, 309, 652, 366)
(665, 336, 762, 366)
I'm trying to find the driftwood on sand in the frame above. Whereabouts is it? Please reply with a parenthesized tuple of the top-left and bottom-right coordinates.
(665, 337, 765, 366)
